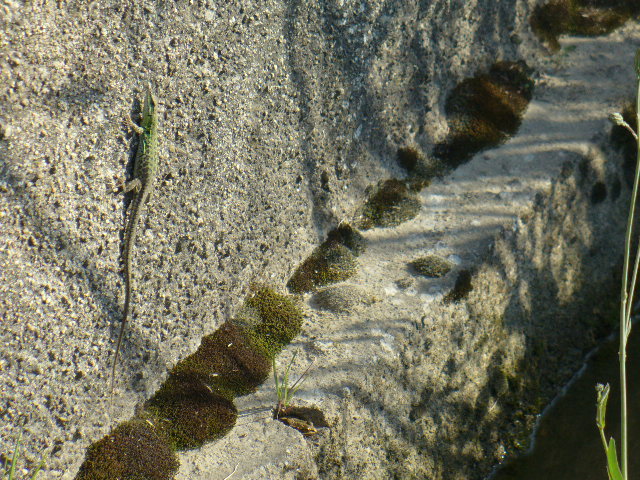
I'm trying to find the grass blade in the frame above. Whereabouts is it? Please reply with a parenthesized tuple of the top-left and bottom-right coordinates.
(7, 433, 21, 480)
(607, 438, 624, 480)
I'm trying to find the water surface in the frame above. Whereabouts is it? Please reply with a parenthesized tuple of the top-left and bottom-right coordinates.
(491, 326, 640, 479)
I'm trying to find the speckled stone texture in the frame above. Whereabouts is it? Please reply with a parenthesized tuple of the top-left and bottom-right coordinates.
(1, 0, 639, 478)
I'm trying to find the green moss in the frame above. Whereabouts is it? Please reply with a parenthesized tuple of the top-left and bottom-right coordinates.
(173, 321, 272, 397)
(531, 0, 639, 51)
(287, 224, 365, 294)
(355, 179, 421, 230)
(287, 242, 358, 294)
(78, 286, 303, 472)
(144, 371, 238, 450)
(325, 223, 367, 256)
(444, 269, 473, 303)
(239, 286, 304, 357)
(410, 255, 453, 278)
(75, 419, 178, 480)
(434, 61, 534, 169)
(312, 285, 378, 313)
(397, 147, 444, 189)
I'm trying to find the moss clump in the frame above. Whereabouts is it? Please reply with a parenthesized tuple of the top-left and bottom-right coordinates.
(79, 285, 303, 473)
(410, 255, 453, 278)
(75, 419, 178, 480)
(325, 222, 367, 256)
(173, 321, 272, 397)
(312, 285, 378, 313)
(287, 242, 358, 294)
(434, 61, 534, 169)
(287, 223, 365, 294)
(531, 0, 639, 51)
(355, 179, 421, 230)
(239, 286, 304, 357)
(144, 371, 237, 450)
(397, 147, 443, 191)
(590, 181, 607, 204)
(397, 146, 421, 173)
(444, 269, 473, 303)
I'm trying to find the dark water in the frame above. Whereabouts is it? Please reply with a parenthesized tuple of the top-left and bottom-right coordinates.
(491, 327, 640, 480)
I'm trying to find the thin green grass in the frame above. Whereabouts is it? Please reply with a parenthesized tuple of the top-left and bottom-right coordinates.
(596, 48, 640, 480)
(272, 351, 313, 418)
(2, 433, 45, 480)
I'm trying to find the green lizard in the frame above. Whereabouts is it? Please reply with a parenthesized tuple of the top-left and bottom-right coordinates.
(110, 85, 159, 395)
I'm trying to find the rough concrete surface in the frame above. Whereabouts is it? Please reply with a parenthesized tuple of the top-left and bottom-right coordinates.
(0, 0, 639, 478)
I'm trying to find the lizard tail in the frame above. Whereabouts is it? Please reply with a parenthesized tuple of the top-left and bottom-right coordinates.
(110, 200, 138, 399)
(110, 293, 131, 397)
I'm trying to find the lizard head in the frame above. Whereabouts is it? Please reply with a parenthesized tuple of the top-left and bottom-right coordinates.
(141, 85, 157, 127)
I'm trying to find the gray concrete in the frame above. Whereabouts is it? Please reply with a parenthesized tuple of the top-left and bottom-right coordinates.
(1, 0, 638, 478)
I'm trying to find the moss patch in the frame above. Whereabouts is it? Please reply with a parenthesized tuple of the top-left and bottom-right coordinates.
(355, 179, 421, 230)
(410, 255, 453, 278)
(239, 286, 304, 356)
(78, 285, 303, 476)
(75, 419, 179, 480)
(444, 269, 473, 303)
(434, 62, 534, 169)
(325, 223, 367, 256)
(397, 146, 421, 173)
(531, 0, 640, 51)
(173, 321, 272, 398)
(287, 241, 358, 294)
(312, 284, 378, 313)
(396, 146, 443, 191)
(144, 371, 238, 450)
(590, 181, 607, 204)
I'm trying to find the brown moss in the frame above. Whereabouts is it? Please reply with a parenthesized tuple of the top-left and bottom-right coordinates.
(530, 2, 571, 50)
(78, 285, 305, 473)
(287, 242, 358, 294)
(444, 269, 473, 303)
(287, 223, 365, 294)
(396, 147, 442, 191)
(569, 6, 629, 35)
(410, 255, 453, 278)
(325, 223, 367, 256)
(144, 371, 238, 450)
(173, 321, 272, 397)
(434, 62, 534, 169)
(75, 419, 178, 480)
(397, 147, 421, 173)
(590, 181, 607, 204)
(355, 179, 421, 230)
(531, 0, 639, 51)
(275, 405, 330, 436)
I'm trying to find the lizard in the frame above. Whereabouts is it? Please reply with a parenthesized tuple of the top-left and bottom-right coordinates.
(110, 85, 159, 395)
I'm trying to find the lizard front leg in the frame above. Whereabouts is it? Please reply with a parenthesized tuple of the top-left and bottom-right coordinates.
(124, 178, 142, 193)
(125, 113, 144, 135)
